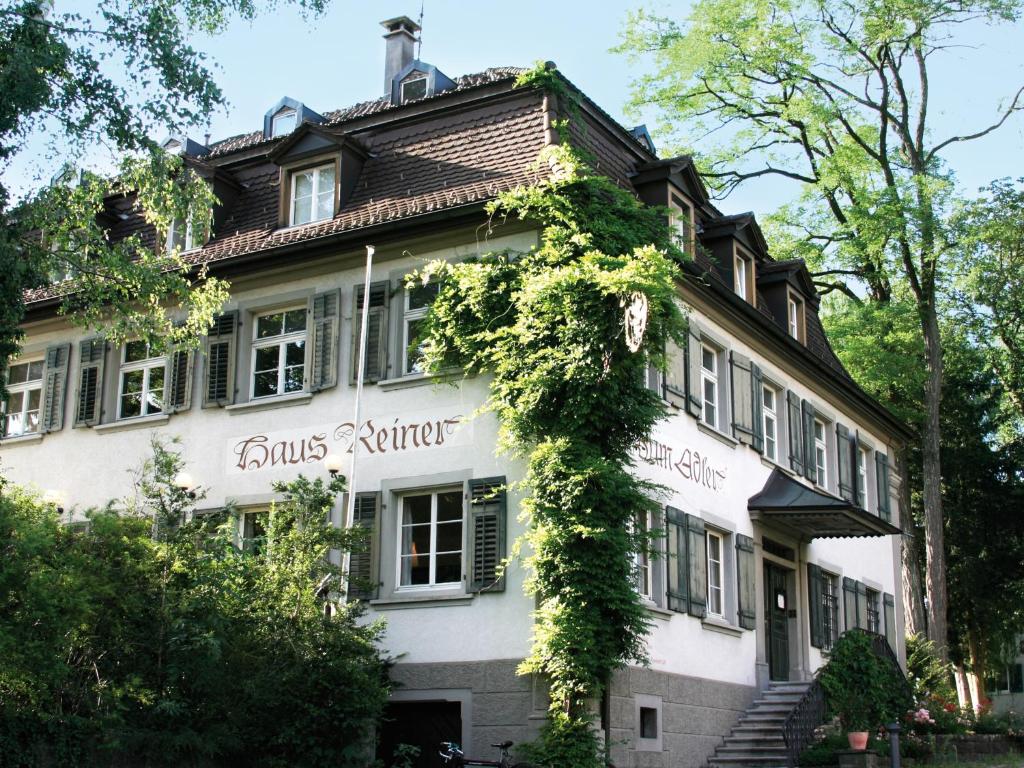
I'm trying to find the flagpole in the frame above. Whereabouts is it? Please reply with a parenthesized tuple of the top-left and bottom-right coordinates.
(343, 244, 375, 594)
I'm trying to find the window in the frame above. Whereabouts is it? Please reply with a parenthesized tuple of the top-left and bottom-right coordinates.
(400, 76, 428, 103)
(241, 511, 267, 554)
(700, 344, 719, 429)
(289, 163, 335, 226)
(639, 707, 658, 739)
(857, 446, 869, 507)
(763, 385, 779, 462)
(251, 308, 306, 398)
(734, 250, 753, 302)
(4, 359, 44, 436)
(166, 216, 200, 254)
(813, 418, 828, 487)
(118, 341, 165, 418)
(788, 293, 805, 343)
(821, 570, 839, 650)
(670, 195, 694, 253)
(403, 281, 440, 374)
(271, 107, 297, 137)
(634, 509, 653, 600)
(398, 488, 463, 588)
(706, 530, 724, 617)
(866, 588, 881, 634)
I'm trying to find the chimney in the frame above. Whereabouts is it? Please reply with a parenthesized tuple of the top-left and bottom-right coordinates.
(381, 16, 421, 95)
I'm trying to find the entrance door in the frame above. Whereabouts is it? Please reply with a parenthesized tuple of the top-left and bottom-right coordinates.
(764, 563, 790, 681)
(377, 700, 462, 768)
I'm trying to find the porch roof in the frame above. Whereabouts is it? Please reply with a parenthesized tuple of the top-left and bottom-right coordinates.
(748, 468, 901, 539)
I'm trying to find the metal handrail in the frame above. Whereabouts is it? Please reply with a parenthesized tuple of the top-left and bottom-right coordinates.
(782, 679, 826, 768)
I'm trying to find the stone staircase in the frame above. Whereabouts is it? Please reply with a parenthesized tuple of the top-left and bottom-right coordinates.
(707, 681, 811, 768)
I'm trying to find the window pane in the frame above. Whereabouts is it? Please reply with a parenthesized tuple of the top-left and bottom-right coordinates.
(146, 366, 164, 414)
(708, 534, 721, 561)
(436, 520, 463, 552)
(317, 165, 335, 194)
(7, 363, 27, 385)
(121, 392, 142, 418)
(814, 421, 824, 440)
(257, 313, 284, 339)
(122, 369, 144, 394)
(285, 340, 305, 367)
(253, 371, 278, 398)
(402, 495, 431, 526)
(284, 309, 306, 334)
(701, 348, 715, 372)
(401, 554, 430, 586)
(27, 361, 44, 381)
(763, 387, 774, 410)
(406, 318, 427, 374)
(27, 388, 41, 412)
(704, 401, 716, 427)
(272, 109, 296, 137)
(703, 378, 716, 405)
(709, 588, 722, 615)
(6, 390, 23, 413)
(25, 410, 39, 433)
(124, 340, 149, 362)
(435, 553, 461, 584)
(284, 363, 304, 393)
(437, 491, 462, 521)
(408, 282, 440, 311)
(254, 345, 280, 372)
(401, 77, 428, 103)
(6, 413, 22, 435)
(294, 171, 313, 200)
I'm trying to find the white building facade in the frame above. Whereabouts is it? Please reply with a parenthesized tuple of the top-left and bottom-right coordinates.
(2, 19, 908, 768)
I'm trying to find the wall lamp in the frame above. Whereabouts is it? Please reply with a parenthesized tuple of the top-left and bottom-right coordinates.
(323, 453, 346, 478)
(42, 489, 65, 515)
(172, 471, 198, 500)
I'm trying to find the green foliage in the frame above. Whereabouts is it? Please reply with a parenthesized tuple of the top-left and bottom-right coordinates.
(817, 630, 914, 731)
(907, 634, 956, 705)
(798, 729, 932, 766)
(410, 127, 686, 765)
(0, 440, 388, 766)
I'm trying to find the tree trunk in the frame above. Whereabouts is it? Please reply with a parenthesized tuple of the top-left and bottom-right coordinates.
(954, 664, 972, 710)
(920, 303, 948, 660)
(897, 449, 926, 637)
(967, 629, 988, 714)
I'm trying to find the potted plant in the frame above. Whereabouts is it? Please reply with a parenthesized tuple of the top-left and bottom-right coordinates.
(817, 630, 910, 751)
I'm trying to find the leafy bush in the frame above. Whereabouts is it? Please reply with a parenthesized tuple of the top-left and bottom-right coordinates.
(817, 630, 914, 731)
(798, 727, 932, 765)
(0, 441, 389, 767)
(906, 634, 956, 704)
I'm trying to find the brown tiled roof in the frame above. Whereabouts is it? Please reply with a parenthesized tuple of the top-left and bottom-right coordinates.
(205, 67, 526, 159)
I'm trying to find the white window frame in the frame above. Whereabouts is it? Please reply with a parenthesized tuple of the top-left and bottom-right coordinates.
(400, 75, 428, 103)
(634, 509, 653, 601)
(762, 384, 779, 462)
(734, 250, 752, 301)
(289, 163, 335, 227)
(271, 107, 297, 137)
(670, 195, 694, 253)
(813, 418, 828, 487)
(166, 216, 198, 254)
(857, 446, 869, 508)
(700, 343, 720, 430)
(117, 342, 166, 419)
(706, 529, 725, 618)
(396, 486, 465, 590)
(3, 358, 44, 436)
(250, 307, 307, 400)
(403, 282, 439, 375)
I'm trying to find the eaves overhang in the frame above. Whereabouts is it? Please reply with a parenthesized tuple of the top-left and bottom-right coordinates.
(749, 468, 902, 539)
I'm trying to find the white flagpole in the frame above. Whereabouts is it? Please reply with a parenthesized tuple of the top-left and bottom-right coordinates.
(343, 244, 375, 593)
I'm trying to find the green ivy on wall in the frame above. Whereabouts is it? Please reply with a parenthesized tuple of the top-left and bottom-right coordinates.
(409, 65, 688, 767)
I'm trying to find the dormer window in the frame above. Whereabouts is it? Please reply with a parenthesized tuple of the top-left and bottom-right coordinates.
(289, 163, 336, 226)
(271, 107, 297, 137)
(787, 292, 806, 343)
(734, 248, 754, 303)
(166, 214, 208, 254)
(670, 195, 694, 254)
(162, 139, 183, 155)
(400, 75, 428, 104)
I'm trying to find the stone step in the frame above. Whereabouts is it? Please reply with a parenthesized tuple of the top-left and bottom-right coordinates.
(717, 745, 789, 756)
(749, 702, 799, 713)
(708, 757, 789, 767)
(731, 725, 785, 737)
(723, 736, 786, 748)
(738, 713, 787, 724)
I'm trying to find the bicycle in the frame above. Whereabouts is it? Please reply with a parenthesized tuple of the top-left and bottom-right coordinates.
(438, 740, 534, 768)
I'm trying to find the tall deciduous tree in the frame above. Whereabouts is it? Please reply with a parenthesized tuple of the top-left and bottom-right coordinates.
(618, 0, 1024, 658)
(0, 0, 327, 371)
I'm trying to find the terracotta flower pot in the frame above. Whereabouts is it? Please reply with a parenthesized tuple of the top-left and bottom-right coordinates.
(847, 731, 869, 750)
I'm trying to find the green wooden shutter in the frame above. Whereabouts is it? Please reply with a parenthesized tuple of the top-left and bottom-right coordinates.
(684, 318, 703, 419)
(856, 581, 869, 629)
(347, 491, 381, 601)
(73, 338, 106, 427)
(801, 399, 816, 482)
(876, 452, 891, 521)
(730, 351, 756, 446)
(837, 424, 854, 501)
(883, 592, 897, 654)
(203, 311, 237, 407)
(166, 348, 194, 412)
(308, 288, 341, 392)
(665, 506, 688, 613)
(664, 340, 687, 409)
(808, 564, 825, 648)
(41, 343, 71, 433)
(843, 576, 859, 630)
(351, 281, 390, 384)
(787, 391, 804, 474)
(685, 514, 707, 618)
(750, 363, 764, 453)
(736, 534, 756, 630)
(468, 476, 507, 593)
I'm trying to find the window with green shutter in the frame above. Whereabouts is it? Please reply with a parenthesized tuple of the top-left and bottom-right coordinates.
(41, 343, 71, 433)
(351, 281, 390, 384)
(204, 311, 237, 407)
(735, 534, 755, 630)
(876, 452, 892, 521)
(74, 338, 106, 427)
(468, 477, 507, 593)
(347, 491, 381, 601)
(787, 391, 803, 475)
(308, 288, 340, 391)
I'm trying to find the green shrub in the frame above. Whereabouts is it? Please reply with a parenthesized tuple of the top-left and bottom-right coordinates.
(906, 634, 956, 704)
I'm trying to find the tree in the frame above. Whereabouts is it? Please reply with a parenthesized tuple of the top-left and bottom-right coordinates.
(618, 0, 1024, 659)
(0, 440, 389, 766)
(0, 0, 327, 376)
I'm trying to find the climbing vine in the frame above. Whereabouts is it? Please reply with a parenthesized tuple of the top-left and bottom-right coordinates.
(409, 68, 687, 768)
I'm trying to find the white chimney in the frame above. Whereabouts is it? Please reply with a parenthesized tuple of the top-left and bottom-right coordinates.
(381, 16, 421, 95)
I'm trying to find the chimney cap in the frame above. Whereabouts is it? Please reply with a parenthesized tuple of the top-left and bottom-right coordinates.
(380, 15, 421, 35)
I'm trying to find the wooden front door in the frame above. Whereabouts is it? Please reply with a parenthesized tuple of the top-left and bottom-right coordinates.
(377, 700, 462, 768)
(765, 562, 790, 681)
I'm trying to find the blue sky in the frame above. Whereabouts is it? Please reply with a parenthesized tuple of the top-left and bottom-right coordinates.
(8, 1, 1024, 216)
